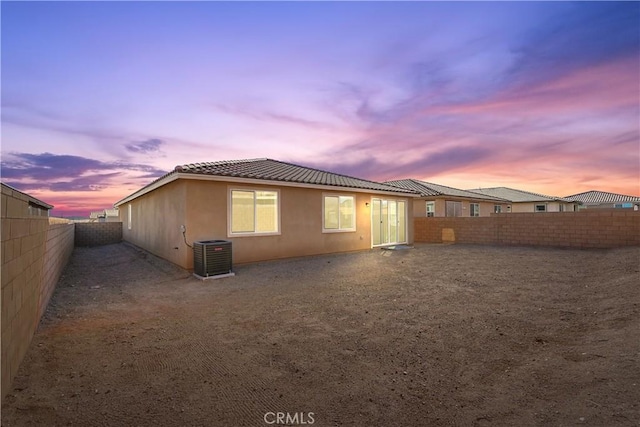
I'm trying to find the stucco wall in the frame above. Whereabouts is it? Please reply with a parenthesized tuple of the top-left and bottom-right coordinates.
(1, 187, 74, 399)
(414, 210, 640, 248)
(414, 198, 509, 217)
(120, 179, 414, 268)
(510, 201, 577, 213)
(120, 180, 187, 267)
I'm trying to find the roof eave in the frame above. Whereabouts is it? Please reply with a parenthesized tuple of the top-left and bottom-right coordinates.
(114, 172, 419, 207)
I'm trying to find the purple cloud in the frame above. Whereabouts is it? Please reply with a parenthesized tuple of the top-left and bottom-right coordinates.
(502, 3, 639, 93)
(303, 145, 492, 182)
(1, 152, 166, 191)
(125, 138, 164, 154)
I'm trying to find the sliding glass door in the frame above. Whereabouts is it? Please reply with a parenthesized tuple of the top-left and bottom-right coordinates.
(372, 199, 407, 246)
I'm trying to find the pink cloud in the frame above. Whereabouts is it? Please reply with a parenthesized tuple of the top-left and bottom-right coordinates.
(437, 56, 638, 117)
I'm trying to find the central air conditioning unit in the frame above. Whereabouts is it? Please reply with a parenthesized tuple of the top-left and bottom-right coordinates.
(193, 240, 233, 278)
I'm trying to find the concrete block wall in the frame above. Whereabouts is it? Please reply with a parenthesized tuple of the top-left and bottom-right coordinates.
(75, 222, 123, 246)
(415, 210, 640, 249)
(1, 189, 74, 399)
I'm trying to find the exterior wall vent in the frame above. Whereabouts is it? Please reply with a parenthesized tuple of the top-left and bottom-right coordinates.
(193, 240, 233, 278)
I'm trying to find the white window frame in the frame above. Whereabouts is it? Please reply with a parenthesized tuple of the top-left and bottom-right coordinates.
(470, 203, 480, 217)
(228, 187, 281, 237)
(323, 194, 356, 233)
(128, 204, 132, 230)
(426, 201, 435, 217)
(494, 205, 502, 214)
(535, 204, 547, 212)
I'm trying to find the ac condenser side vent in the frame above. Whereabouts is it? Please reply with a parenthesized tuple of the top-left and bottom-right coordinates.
(193, 240, 233, 278)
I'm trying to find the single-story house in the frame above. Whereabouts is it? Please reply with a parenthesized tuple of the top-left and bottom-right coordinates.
(385, 179, 510, 217)
(114, 158, 418, 268)
(466, 187, 579, 212)
(89, 208, 120, 222)
(1, 183, 52, 217)
(564, 190, 640, 210)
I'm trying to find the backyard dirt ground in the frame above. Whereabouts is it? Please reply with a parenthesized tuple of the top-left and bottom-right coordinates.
(1, 242, 639, 426)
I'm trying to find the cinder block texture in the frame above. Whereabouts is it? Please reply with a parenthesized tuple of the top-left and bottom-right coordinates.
(75, 222, 123, 246)
(2, 191, 74, 400)
(414, 210, 640, 249)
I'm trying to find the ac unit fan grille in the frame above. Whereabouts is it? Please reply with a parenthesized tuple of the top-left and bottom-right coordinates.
(193, 240, 232, 277)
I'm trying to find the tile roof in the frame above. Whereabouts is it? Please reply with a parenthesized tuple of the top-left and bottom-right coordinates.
(174, 159, 416, 193)
(564, 190, 640, 205)
(385, 179, 509, 201)
(466, 187, 573, 203)
(115, 159, 417, 206)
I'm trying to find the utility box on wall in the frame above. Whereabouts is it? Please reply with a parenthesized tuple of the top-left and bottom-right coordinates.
(193, 240, 234, 279)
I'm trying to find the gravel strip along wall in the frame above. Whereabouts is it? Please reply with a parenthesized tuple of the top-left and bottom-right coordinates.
(415, 209, 640, 248)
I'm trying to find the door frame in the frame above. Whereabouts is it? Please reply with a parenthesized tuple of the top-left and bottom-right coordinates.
(371, 197, 408, 247)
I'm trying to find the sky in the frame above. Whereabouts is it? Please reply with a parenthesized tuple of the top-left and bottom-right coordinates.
(1, 1, 639, 217)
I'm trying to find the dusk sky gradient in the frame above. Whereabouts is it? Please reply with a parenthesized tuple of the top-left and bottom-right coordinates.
(2, 2, 639, 217)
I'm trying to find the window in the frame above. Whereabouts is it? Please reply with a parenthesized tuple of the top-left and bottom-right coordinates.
(128, 204, 132, 230)
(559, 204, 565, 212)
(27, 202, 49, 217)
(426, 201, 435, 217)
(445, 201, 462, 217)
(494, 205, 502, 214)
(535, 204, 547, 212)
(470, 203, 480, 217)
(230, 189, 278, 235)
(324, 195, 355, 231)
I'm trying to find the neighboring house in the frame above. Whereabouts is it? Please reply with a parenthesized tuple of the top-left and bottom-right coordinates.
(1, 183, 52, 217)
(466, 187, 579, 212)
(90, 208, 121, 222)
(114, 158, 418, 267)
(385, 179, 510, 217)
(564, 190, 640, 210)
(103, 209, 120, 222)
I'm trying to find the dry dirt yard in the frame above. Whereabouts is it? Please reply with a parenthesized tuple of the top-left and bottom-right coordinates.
(1, 243, 639, 426)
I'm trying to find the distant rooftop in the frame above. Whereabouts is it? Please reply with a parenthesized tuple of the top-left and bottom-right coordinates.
(385, 179, 509, 202)
(564, 190, 640, 205)
(1, 182, 53, 210)
(466, 187, 573, 203)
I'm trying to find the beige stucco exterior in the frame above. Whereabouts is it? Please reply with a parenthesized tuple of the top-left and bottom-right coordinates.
(120, 178, 414, 268)
(413, 197, 509, 218)
(411, 197, 578, 217)
(509, 201, 578, 213)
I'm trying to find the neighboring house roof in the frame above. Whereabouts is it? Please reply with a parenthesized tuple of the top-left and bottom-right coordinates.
(89, 212, 102, 219)
(115, 158, 418, 206)
(564, 190, 640, 205)
(104, 209, 119, 217)
(385, 179, 509, 202)
(466, 187, 574, 203)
